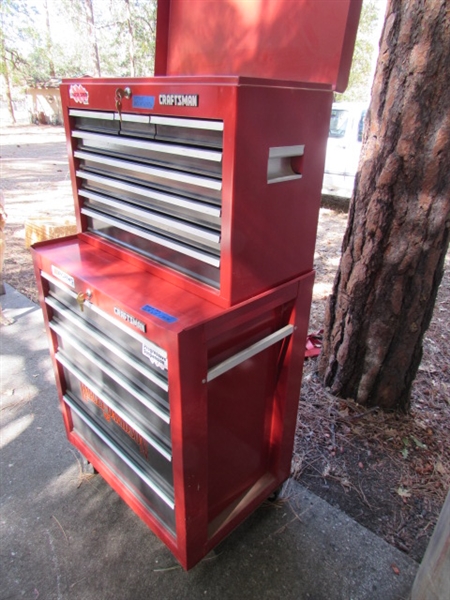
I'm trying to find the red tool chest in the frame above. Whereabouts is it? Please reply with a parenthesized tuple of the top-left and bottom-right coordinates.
(32, 0, 362, 570)
(33, 237, 314, 569)
(61, 76, 332, 307)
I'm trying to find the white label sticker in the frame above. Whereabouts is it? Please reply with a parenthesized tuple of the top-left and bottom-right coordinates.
(142, 343, 168, 371)
(51, 265, 75, 288)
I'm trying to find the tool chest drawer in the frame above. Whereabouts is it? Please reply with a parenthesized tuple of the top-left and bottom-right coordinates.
(66, 394, 176, 532)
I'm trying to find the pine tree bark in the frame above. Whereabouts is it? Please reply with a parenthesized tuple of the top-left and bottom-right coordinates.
(319, 0, 450, 411)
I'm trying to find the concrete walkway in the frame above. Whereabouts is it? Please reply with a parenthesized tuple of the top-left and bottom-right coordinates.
(1, 283, 418, 600)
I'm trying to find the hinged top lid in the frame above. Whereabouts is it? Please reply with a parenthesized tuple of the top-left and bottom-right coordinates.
(155, 0, 362, 92)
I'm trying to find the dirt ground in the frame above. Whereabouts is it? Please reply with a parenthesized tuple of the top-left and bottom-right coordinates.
(1, 124, 449, 564)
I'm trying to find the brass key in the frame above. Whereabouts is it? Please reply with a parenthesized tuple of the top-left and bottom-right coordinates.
(115, 87, 132, 123)
(76, 291, 86, 312)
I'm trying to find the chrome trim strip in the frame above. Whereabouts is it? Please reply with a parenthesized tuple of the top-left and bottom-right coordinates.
(45, 295, 168, 393)
(41, 271, 169, 359)
(69, 109, 115, 121)
(55, 332, 170, 424)
(74, 150, 222, 191)
(72, 130, 222, 163)
(55, 346, 171, 459)
(150, 115, 224, 131)
(114, 112, 151, 124)
(82, 207, 221, 268)
(79, 189, 221, 244)
(64, 392, 175, 509)
(41, 271, 79, 300)
(206, 324, 295, 382)
(54, 326, 170, 424)
(76, 170, 221, 217)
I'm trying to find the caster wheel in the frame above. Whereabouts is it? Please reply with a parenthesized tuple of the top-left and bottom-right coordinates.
(87, 460, 99, 475)
(267, 485, 283, 502)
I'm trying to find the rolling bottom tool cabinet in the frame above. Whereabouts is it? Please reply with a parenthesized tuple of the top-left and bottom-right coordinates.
(32, 236, 314, 569)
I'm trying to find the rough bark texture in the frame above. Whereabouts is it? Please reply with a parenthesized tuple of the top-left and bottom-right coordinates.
(319, 0, 450, 410)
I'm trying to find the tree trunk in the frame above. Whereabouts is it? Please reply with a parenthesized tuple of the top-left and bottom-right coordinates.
(124, 0, 136, 77)
(84, 0, 101, 76)
(319, 0, 450, 411)
(2, 54, 16, 124)
(44, 0, 56, 77)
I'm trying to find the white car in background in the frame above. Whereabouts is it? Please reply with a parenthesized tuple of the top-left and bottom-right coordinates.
(322, 102, 368, 198)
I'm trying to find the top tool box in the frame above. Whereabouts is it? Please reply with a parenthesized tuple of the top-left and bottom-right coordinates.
(59, 0, 362, 307)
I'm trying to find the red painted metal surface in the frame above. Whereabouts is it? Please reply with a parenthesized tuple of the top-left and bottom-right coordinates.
(32, 237, 314, 570)
(60, 76, 331, 306)
(33, 0, 363, 571)
(155, 0, 363, 92)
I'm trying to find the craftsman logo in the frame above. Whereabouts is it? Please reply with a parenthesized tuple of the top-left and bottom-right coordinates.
(113, 307, 146, 333)
(69, 84, 89, 105)
(159, 94, 199, 107)
(79, 383, 148, 459)
(51, 265, 75, 289)
(142, 343, 168, 371)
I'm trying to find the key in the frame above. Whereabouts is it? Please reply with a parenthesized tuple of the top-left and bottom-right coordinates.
(76, 291, 86, 312)
(115, 87, 131, 123)
(115, 91, 123, 123)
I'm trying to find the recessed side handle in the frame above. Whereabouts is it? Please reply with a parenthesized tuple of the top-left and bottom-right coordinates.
(206, 324, 294, 382)
(267, 145, 304, 184)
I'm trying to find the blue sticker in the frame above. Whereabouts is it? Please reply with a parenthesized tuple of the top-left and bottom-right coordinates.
(132, 95, 155, 110)
(141, 304, 177, 323)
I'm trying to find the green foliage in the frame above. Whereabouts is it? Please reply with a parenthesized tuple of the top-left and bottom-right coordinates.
(2, 0, 382, 109)
(336, 0, 384, 103)
(1, 0, 157, 93)
(1, 0, 35, 90)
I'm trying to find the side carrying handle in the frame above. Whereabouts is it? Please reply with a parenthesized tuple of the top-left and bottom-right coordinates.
(267, 145, 304, 184)
(206, 324, 294, 383)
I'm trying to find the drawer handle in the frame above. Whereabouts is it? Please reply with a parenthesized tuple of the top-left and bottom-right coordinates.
(206, 324, 294, 383)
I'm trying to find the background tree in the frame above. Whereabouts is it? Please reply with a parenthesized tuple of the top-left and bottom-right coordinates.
(43, 0, 56, 77)
(83, 0, 102, 76)
(319, 0, 450, 411)
(337, 0, 381, 102)
(0, 0, 35, 120)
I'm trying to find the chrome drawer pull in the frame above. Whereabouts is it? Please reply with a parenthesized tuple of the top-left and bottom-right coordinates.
(64, 393, 174, 509)
(56, 350, 171, 456)
(76, 170, 221, 217)
(72, 130, 222, 163)
(41, 270, 169, 361)
(206, 324, 294, 382)
(54, 334, 170, 425)
(45, 295, 168, 393)
(74, 150, 222, 191)
(150, 115, 224, 131)
(79, 189, 221, 244)
(82, 207, 221, 268)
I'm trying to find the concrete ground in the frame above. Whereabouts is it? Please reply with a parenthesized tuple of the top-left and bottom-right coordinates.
(1, 283, 418, 600)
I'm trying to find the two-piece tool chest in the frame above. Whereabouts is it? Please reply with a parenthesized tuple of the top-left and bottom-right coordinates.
(32, 0, 362, 571)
